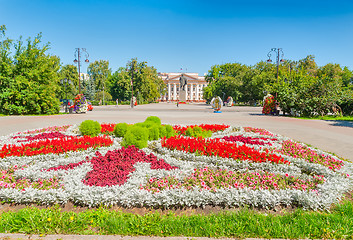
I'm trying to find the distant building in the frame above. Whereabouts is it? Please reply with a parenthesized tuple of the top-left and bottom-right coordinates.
(80, 73, 90, 81)
(158, 72, 208, 102)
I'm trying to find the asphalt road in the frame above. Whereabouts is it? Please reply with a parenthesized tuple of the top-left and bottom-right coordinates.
(0, 102, 352, 161)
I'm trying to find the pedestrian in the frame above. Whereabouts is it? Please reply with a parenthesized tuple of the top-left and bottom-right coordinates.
(116, 98, 119, 107)
(177, 101, 179, 107)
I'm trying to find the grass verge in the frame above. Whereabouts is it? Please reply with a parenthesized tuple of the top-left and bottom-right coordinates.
(294, 115, 353, 121)
(0, 200, 352, 239)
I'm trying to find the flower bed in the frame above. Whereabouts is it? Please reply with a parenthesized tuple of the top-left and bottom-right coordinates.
(0, 122, 351, 210)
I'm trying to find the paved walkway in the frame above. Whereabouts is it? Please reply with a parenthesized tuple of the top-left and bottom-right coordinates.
(0, 102, 352, 161)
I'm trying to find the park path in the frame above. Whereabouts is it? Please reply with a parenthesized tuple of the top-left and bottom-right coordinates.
(0, 102, 352, 161)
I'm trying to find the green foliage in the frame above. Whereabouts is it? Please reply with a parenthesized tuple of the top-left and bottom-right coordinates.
(122, 125, 149, 149)
(144, 116, 161, 125)
(109, 58, 165, 103)
(205, 55, 353, 116)
(0, 26, 61, 115)
(113, 123, 129, 137)
(164, 124, 176, 138)
(83, 76, 96, 101)
(158, 125, 167, 138)
(79, 120, 101, 137)
(185, 126, 212, 138)
(87, 60, 111, 91)
(58, 64, 78, 100)
(119, 117, 174, 147)
(0, 201, 353, 239)
(95, 90, 112, 103)
(147, 124, 160, 140)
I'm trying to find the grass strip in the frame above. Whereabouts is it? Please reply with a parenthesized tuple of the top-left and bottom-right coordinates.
(0, 201, 352, 239)
(294, 115, 353, 121)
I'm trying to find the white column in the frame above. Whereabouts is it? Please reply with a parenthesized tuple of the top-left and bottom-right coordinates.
(190, 83, 194, 101)
(196, 84, 199, 101)
(185, 84, 188, 100)
(173, 83, 177, 100)
(168, 83, 171, 101)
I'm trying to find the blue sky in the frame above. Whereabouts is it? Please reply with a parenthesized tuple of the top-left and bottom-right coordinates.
(1, 0, 353, 75)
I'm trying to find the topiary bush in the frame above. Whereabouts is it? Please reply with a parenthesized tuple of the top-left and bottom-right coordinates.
(147, 124, 160, 140)
(165, 124, 176, 138)
(159, 125, 167, 138)
(113, 123, 129, 137)
(144, 116, 161, 125)
(185, 126, 212, 138)
(79, 120, 102, 137)
(122, 126, 149, 149)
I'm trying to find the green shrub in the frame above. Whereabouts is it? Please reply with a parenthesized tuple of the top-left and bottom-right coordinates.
(165, 125, 176, 138)
(159, 125, 167, 138)
(122, 126, 149, 149)
(134, 122, 146, 128)
(113, 123, 129, 137)
(144, 116, 161, 125)
(147, 125, 160, 140)
(185, 126, 212, 138)
(79, 120, 101, 137)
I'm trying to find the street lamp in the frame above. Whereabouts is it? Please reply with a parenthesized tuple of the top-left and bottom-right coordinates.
(267, 48, 284, 115)
(60, 78, 72, 113)
(126, 63, 138, 108)
(73, 48, 89, 94)
(267, 48, 285, 93)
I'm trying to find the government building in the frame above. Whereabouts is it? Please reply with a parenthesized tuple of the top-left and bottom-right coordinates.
(158, 72, 208, 102)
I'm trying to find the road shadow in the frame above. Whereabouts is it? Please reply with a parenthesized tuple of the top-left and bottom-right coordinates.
(325, 120, 353, 128)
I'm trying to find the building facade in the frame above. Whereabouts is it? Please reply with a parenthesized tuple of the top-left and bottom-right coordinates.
(158, 72, 208, 102)
(80, 73, 90, 81)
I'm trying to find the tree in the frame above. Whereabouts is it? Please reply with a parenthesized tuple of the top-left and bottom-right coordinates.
(108, 67, 132, 102)
(109, 58, 164, 103)
(0, 26, 61, 115)
(58, 64, 78, 99)
(204, 63, 250, 103)
(87, 60, 111, 98)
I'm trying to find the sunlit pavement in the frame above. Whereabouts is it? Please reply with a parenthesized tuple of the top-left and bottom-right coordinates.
(1, 102, 352, 161)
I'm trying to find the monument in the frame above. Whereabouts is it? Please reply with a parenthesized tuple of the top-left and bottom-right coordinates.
(211, 96, 223, 113)
(179, 74, 187, 102)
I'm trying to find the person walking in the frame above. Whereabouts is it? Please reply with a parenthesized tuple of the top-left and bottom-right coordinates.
(116, 98, 119, 107)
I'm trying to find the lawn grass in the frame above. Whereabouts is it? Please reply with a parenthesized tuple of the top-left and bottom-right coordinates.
(295, 115, 353, 121)
(0, 200, 352, 239)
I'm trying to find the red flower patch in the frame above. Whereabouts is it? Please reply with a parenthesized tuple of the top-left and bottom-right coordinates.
(0, 136, 113, 158)
(222, 135, 275, 146)
(47, 146, 178, 187)
(162, 136, 289, 164)
(101, 123, 116, 134)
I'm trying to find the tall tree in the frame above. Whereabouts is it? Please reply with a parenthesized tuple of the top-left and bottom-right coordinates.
(87, 60, 111, 95)
(109, 58, 164, 103)
(58, 64, 78, 99)
(0, 26, 61, 115)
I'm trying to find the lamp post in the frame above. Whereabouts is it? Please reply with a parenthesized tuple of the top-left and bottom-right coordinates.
(102, 85, 105, 106)
(60, 78, 72, 113)
(267, 48, 284, 97)
(126, 63, 138, 108)
(73, 48, 89, 94)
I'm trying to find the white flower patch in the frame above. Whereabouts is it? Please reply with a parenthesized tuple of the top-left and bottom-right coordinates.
(0, 124, 352, 210)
